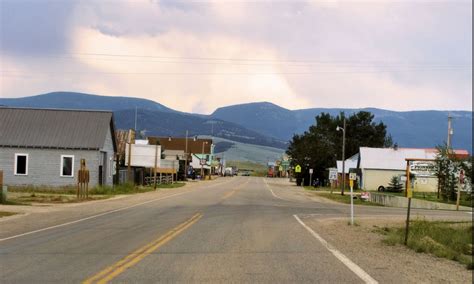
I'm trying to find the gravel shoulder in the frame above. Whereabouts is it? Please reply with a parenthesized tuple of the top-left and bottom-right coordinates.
(301, 216, 473, 284)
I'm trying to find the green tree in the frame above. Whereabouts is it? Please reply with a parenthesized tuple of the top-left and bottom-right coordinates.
(286, 111, 391, 192)
(435, 144, 460, 201)
(388, 175, 403, 192)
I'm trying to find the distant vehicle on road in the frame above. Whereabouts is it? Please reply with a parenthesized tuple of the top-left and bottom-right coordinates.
(240, 171, 251, 176)
(224, 167, 234, 177)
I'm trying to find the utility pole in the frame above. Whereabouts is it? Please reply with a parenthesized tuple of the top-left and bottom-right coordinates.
(153, 143, 158, 189)
(336, 118, 346, 195)
(134, 106, 138, 132)
(342, 118, 346, 195)
(127, 129, 134, 183)
(185, 130, 189, 181)
(447, 114, 453, 149)
(201, 141, 208, 179)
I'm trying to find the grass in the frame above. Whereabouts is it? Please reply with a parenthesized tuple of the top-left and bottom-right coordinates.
(381, 191, 473, 208)
(4, 182, 186, 205)
(8, 193, 110, 204)
(304, 187, 382, 206)
(0, 211, 18, 218)
(377, 220, 473, 269)
(90, 182, 185, 195)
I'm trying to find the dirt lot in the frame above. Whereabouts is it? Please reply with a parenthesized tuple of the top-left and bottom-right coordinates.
(303, 216, 473, 284)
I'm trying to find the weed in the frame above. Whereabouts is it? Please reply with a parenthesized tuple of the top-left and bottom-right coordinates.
(378, 220, 473, 269)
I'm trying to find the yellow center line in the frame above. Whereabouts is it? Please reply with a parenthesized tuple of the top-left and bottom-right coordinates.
(221, 177, 250, 200)
(83, 213, 203, 284)
(222, 190, 236, 200)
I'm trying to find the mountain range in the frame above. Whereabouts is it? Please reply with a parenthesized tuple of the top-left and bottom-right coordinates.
(0, 92, 472, 156)
(212, 102, 472, 151)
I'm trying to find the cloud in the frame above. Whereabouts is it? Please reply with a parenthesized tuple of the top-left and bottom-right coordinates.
(71, 27, 308, 113)
(0, 0, 78, 55)
(0, 0, 471, 112)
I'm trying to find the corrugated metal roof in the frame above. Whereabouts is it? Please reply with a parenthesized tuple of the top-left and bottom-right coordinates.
(359, 147, 436, 171)
(0, 107, 114, 150)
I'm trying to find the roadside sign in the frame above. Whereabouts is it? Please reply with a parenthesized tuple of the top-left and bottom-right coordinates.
(400, 176, 407, 182)
(410, 161, 436, 177)
(279, 166, 283, 172)
(360, 192, 370, 201)
(329, 168, 338, 181)
(295, 165, 302, 173)
(281, 160, 290, 167)
(407, 186, 413, 198)
(200, 159, 206, 165)
(309, 168, 313, 174)
(349, 179, 354, 188)
(349, 173, 356, 180)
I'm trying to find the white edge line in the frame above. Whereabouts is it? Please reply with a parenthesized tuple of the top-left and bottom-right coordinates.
(0, 177, 238, 242)
(294, 214, 378, 284)
(0, 190, 197, 243)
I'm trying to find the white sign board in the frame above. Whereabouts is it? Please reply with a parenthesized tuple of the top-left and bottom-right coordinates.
(329, 168, 338, 181)
(349, 173, 357, 180)
(410, 161, 436, 177)
(309, 168, 313, 174)
(125, 144, 161, 168)
(160, 159, 179, 170)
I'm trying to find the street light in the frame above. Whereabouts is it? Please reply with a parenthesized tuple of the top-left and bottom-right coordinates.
(201, 141, 208, 178)
(184, 130, 189, 181)
(336, 118, 346, 196)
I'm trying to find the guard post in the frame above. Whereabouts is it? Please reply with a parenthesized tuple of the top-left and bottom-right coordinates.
(404, 159, 412, 245)
(349, 172, 356, 225)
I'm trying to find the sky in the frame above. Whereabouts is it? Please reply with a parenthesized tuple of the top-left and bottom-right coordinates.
(0, 0, 472, 114)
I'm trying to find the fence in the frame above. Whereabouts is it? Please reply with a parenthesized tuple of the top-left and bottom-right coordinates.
(145, 175, 173, 186)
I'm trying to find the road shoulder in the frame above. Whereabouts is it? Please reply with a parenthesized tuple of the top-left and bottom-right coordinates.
(299, 216, 472, 283)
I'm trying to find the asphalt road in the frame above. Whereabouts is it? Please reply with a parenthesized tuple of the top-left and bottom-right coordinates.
(0, 177, 471, 283)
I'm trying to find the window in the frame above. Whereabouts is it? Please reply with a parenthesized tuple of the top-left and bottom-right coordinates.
(14, 153, 28, 175)
(60, 155, 74, 177)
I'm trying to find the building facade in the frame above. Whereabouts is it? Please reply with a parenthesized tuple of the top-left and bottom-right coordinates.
(0, 108, 117, 188)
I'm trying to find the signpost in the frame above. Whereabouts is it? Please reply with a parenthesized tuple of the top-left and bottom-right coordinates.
(295, 165, 302, 186)
(295, 165, 301, 173)
(349, 173, 356, 225)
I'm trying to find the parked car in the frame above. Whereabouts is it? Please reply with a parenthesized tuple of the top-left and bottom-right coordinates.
(241, 171, 251, 176)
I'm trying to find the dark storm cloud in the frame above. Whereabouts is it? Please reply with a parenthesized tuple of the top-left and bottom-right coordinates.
(0, 0, 77, 55)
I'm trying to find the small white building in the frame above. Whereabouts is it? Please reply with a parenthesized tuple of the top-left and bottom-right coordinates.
(357, 147, 437, 192)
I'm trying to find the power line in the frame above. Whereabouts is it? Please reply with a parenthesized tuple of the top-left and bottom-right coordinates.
(14, 52, 472, 68)
(1, 66, 471, 77)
